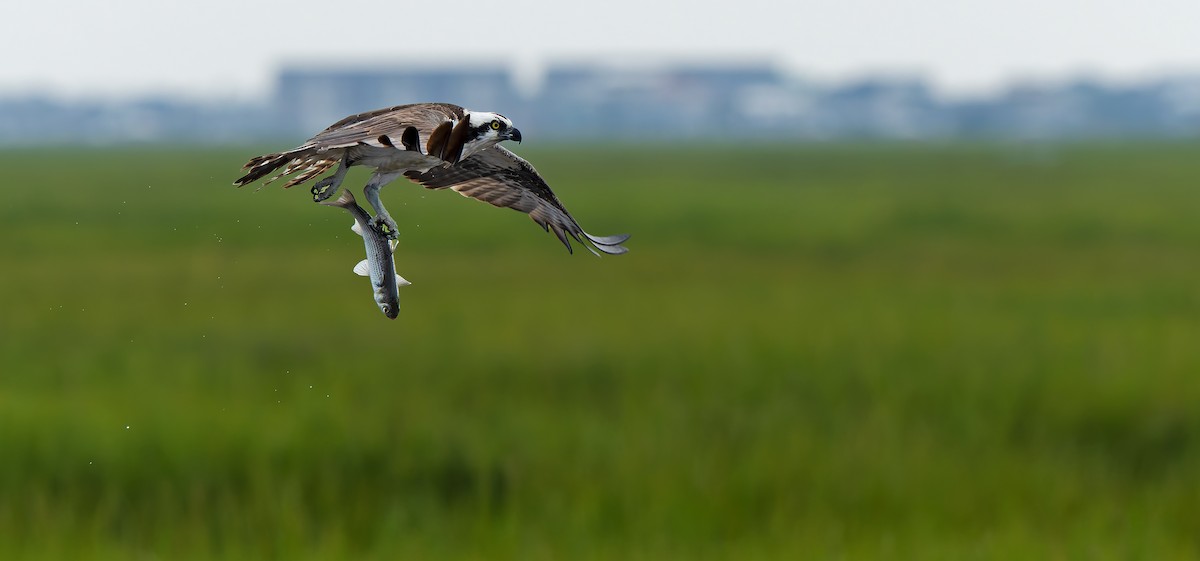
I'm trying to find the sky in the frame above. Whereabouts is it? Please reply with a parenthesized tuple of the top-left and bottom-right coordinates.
(4, 0, 1200, 100)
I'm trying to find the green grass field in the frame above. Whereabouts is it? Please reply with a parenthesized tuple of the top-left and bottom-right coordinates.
(2, 143, 1199, 559)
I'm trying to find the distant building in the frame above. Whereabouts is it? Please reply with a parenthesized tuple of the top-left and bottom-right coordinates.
(531, 63, 790, 139)
(2, 61, 1200, 145)
(813, 78, 952, 139)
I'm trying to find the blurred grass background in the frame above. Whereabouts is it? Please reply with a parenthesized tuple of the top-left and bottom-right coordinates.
(2, 143, 1199, 559)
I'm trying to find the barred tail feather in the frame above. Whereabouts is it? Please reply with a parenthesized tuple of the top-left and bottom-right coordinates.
(233, 149, 339, 189)
(233, 153, 291, 186)
(280, 157, 338, 188)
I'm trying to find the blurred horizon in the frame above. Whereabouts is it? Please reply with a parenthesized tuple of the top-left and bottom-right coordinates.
(8, 55, 1200, 104)
(3, 58, 1200, 145)
(6, 0, 1200, 144)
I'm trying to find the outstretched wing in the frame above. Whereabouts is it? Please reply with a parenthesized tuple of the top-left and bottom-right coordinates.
(404, 146, 630, 255)
(305, 102, 465, 150)
(234, 103, 465, 188)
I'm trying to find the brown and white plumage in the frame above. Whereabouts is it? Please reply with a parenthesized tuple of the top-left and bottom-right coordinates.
(406, 145, 629, 255)
(234, 103, 483, 190)
(234, 102, 629, 255)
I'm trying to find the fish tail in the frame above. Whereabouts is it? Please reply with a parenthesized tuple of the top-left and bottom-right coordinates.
(319, 189, 357, 209)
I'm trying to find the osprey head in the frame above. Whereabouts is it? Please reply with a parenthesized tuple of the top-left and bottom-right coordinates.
(462, 111, 521, 152)
(428, 110, 523, 164)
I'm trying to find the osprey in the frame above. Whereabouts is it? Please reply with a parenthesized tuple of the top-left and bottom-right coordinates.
(234, 102, 629, 255)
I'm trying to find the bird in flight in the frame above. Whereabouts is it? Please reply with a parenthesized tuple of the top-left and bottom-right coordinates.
(234, 102, 629, 255)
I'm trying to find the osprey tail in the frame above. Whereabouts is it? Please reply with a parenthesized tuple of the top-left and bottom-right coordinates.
(233, 148, 340, 189)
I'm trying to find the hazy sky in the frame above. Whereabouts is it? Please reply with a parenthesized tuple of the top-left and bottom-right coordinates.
(5, 0, 1199, 99)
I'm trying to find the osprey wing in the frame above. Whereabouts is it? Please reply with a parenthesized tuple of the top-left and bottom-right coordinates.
(305, 103, 466, 150)
(234, 103, 465, 188)
(404, 146, 630, 255)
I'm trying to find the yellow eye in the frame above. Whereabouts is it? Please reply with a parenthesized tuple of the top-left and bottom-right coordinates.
(490, 120, 501, 130)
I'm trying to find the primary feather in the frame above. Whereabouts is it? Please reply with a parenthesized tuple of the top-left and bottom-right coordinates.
(405, 146, 629, 255)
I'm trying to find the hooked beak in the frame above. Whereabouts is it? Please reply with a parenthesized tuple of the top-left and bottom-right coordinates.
(506, 128, 522, 143)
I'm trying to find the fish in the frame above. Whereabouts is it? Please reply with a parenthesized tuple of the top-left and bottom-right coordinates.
(320, 189, 410, 319)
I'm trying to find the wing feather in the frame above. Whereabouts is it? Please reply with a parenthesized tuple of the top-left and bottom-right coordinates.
(234, 103, 464, 188)
(307, 103, 465, 150)
(405, 146, 629, 255)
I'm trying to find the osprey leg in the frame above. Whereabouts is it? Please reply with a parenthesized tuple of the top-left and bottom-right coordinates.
(361, 171, 404, 239)
(311, 153, 350, 202)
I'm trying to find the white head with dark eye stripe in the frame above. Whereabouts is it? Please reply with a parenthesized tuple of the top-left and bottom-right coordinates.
(462, 111, 522, 153)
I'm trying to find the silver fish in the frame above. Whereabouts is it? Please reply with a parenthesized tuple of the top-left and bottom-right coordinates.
(320, 190, 410, 319)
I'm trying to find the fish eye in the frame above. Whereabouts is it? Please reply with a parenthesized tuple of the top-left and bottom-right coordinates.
(490, 119, 501, 130)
